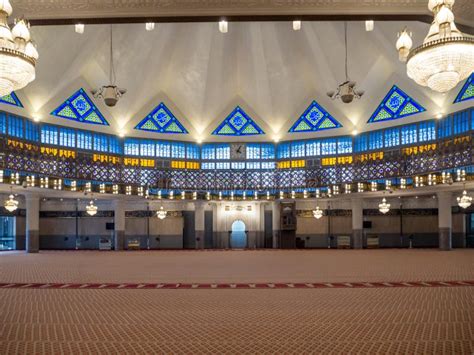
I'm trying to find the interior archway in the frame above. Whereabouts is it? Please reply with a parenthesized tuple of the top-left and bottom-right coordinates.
(230, 220, 247, 249)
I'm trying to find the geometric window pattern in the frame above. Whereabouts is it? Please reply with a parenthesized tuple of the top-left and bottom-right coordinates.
(454, 72, 474, 104)
(51, 88, 109, 126)
(135, 102, 188, 134)
(368, 85, 426, 123)
(289, 100, 342, 133)
(212, 106, 264, 136)
(0, 91, 23, 108)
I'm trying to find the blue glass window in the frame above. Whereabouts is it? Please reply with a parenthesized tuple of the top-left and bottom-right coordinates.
(321, 138, 337, 155)
(156, 141, 171, 158)
(94, 133, 109, 153)
(40, 125, 58, 145)
(186, 144, 200, 160)
(261, 162, 276, 169)
(277, 142, 290, 159)
(247, 144, 261, 160)
(337, 137, 352, 154)
(418, 121, 436, 142)
(0, 112, 6, 134)
(135, 102, 188, 134)
(289, 100, 342, 133)
(8, 115, 24, 138)
(384, 127, 400, 148)
(140, 140, 155, 157)
(368, 131, 383, 150)
(212, 106, 264, 136)
(202, 145, 215, 160)
(232, 162, 245, 169)
(291, 141, 306, 158)
(306, 140, 320, 156)
(171, 142, 186, 159)
(77, 130, 92, 150)
(261, 144, 275, 159)
(25, 120, 39, 142)
(216, 144, 230, 160)
(109, 136, 122, 154)
(437, 115, 452, 138)
(124, 138, 140, 156)
(453, 110, 470, 135)
(401, 124, 418, 145)
(59, 127, 76, 147)
(202, 162, 215, 169)
(354, 133, 368, 153)
(216, 162, 230, 169)
(247, 162, 261, 169)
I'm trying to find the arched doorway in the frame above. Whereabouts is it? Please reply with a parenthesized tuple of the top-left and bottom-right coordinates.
(230, 220, 247, 249)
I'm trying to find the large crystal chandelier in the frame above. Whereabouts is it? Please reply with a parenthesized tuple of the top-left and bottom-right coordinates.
(396, 0, 474, 93)
(457, 190, 472, 209)
(0, 1, 38, 97)
(4, 187, 18, 212)
(378, 197, 391, 214)
(312, 206, 324, 219)
(156, 206, 167, 220)
(86, 200, 98, 216)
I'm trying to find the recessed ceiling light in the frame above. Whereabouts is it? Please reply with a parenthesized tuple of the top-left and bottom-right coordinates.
(219, 20, 228, 34)
(118, 130, 125, 138)
(75, 24, 85, 34)
(351, 129, 358, 136)
(293, 20, 301, 31)
(145, 22, 155, 31)
(365, 20, 374, 32)
(436, 112, 443, 119)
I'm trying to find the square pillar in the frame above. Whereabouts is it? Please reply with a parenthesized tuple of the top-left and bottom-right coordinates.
(25, 194, 40, 253)
(437, 192, 452, 251)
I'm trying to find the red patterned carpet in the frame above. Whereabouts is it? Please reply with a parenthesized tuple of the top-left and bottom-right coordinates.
(1, 250, 473, 354)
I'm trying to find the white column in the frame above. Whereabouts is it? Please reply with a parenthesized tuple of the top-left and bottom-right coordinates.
(25, 194, 40, 253)
(114, 199, 125, 250)
(351, 198, 364, 249)
(272, 201, 280, 248)
(437, 191, 452, 251)
(195, 201, 205, 249)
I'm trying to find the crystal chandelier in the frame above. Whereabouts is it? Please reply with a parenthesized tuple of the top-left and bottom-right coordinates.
(457, 190, 472, 209)
(396, 0, 474, 93)
(156, 206, 167, 220)
(0, 1, 38, 97)
(4, 188, 18, 212)
(378, 197, 391, 214)
(312, 206, 324, 219)
(86, 200, 98, 216)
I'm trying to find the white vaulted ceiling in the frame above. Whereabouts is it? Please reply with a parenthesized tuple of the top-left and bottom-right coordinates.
(10, 19, 474, 142)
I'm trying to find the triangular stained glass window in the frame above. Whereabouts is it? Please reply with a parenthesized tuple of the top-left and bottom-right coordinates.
(51, 88, 109, 126)
(212, 106, 264, 136)
(454, 72, 474, 104)
(135, 103, 188, 134)
(289, 101, 342, 133)
(0, 92, 23, 108)
(367, 85, 425, 123)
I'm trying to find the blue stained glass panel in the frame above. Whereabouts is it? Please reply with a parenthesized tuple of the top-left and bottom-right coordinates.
(77, 130, 92, 150)
(8, 115, 23, 139)
(453, 110, 470, 135)
(140, 140, 155, 157)
(202, 145, 215, 160)
(0, 112, 6, 134)
(247, 144, 261, 160)
(291, 141, 305, 158)
(0, 92, 23, 108)
(418, 121, 436, 142)
(277, 142, 290, 159)
(59, 127, 76, 147)
(25, 120, 39, 142)
(337, 137, 352, 154)
(124, 138, 140, 156)
(368, 85, 425, 123)
(186, 144, 200, 160)
(135, 103, 188, 134)
(289, 101, 342, 133)
(216, 144, 230, 159)
(171, 142, 186, 158)
(40, 125, 58, 145)
(369, 131, 383, 150)
(354, 133, 368, 153)
(51, 88, 109, 126)
(321, 138, 337, 155)
(94, 133, 109, 153)
(109, 136, 122, 154)
(454, 72, 474, 103)
(212, 106, 264, 136)
(156, 141, 171, 158)
(401, 124, 418, 145)
(261, 144, 275, 159)
(384, 127, 400, 148)
(306, 140, 320, 156)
